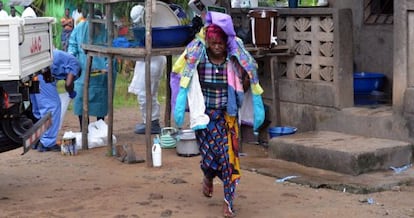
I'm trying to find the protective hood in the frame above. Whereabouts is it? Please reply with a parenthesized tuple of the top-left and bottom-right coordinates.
(130, 5, 144, 24)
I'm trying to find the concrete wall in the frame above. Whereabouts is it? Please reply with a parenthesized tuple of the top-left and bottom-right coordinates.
(232, 8, 353, 131)
(231, 1, 397, 134)
(395, 1, 414, 113)
(333, 0, 394, 95)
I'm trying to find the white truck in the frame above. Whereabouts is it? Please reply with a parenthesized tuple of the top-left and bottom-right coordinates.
(0, 17, 55, 154)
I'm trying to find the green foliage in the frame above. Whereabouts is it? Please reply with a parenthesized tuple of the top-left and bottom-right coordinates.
(57, 70, 167, 110)
(28, 0, 66, 49)
(112, 1, 137, 21)
(46, 1, 66, 49)
(113, 73, 138, 108)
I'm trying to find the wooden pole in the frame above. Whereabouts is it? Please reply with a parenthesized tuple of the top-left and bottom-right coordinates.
(82, 3, 95, 150)
(145, 0, 154, 167)
(82, 54, 92, 150)
(164, 55, 172, 127)
(107, 55, 114, 156)
(105, 3, 114, 156)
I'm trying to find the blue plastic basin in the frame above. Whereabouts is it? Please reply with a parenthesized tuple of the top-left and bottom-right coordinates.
(268, 126, 297, 139)
(132, 25, 193, 48)
(353, 72, 385, 94)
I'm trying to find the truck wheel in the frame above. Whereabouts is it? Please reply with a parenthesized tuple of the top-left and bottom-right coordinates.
(0, 116, 33, 147)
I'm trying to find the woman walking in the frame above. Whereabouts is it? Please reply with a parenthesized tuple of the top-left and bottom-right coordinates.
(173, 11, 265, 217)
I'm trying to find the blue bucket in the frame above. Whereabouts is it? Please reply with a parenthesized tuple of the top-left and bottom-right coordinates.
(268, 126, 297, 139)
(132, 25, 193, 48)
(353, 72, 385, 94)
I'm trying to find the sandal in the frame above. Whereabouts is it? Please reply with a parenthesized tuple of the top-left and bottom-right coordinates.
(223, 201, 235, 218)
(202, 177, 213, 198)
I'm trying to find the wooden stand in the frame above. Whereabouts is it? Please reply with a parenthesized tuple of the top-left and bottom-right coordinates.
(82, 0, 293, 166)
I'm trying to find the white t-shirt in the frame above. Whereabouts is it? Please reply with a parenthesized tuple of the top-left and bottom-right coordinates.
(0, 10, 8, 18)
(22, 7, 37, 18)
(72, 10, 83, 26)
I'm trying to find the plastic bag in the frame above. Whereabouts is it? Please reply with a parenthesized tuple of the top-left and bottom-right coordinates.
(239, 90, 254, 126)
(87, 120, 117, 148)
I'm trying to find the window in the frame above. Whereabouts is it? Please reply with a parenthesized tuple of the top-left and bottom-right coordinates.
(364, 0, 393, 24)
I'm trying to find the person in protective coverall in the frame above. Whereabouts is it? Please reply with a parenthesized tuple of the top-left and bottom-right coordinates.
(68, 9, 117, 130)
(128, 0, 186, 134)
(31, 49, 80, 152)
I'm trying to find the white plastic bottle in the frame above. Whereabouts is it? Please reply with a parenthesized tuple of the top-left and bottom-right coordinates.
(152, 136, 162, 167)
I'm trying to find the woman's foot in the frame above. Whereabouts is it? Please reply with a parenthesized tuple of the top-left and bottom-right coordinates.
(223, 201, 235, 218)
(202, 177, 213, 198)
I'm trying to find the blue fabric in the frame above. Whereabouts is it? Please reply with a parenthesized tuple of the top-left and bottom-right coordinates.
(226, 82, 243, 117)
(69, 90, 77, 99)
(68, 21, 117, 117)
(169, 4, 187, 19)
(30, 75, 60, 148)
(30, 50, 82, 148)
(51, 49, 80, 80)
(252, 93, 265, 131)
(195, 108, 238, 211)
(174, 87, 188, 128)
(112, 36, 139, 48)
(61, 29, 72, 51)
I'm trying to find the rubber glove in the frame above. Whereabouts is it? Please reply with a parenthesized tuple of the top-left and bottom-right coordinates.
(252, 93, 265, 132)
(69, 91, 77, 99)
(174, 87, 188, 128)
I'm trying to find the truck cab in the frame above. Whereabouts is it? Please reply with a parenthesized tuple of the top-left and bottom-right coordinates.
(0, 17, 55, 154)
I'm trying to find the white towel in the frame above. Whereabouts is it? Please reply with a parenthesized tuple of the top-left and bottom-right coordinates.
(59, 93, 71, 131)
(187, 68, 210, 129)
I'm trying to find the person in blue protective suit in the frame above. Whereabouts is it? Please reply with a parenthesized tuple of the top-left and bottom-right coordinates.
(172, 11, 265, 217)
(68, 9, 117, 130)
(31, 49, 80, 152)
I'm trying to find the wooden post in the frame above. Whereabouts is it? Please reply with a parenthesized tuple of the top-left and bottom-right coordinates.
(107, 55, 114, 156)
(270, 56, 281, 126)
(164, 55, 172, 127)
(145, 0, 154, 167)
(82, 54, 92, 150)
(105, 3, 114, 157)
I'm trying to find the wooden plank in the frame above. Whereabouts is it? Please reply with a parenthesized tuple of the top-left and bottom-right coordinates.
(82, 44, 186, 57)
(85, 0, 140, 3)
(245, 45, 292, 57)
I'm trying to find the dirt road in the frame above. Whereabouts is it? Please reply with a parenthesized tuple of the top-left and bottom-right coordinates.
(0, 108, 413, 218)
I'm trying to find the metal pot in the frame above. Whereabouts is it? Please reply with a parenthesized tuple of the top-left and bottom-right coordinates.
(176, 129, 199, 157)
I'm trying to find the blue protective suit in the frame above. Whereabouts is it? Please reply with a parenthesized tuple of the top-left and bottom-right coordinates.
(67, 20, 116, 117)
(30, 50, 81, 148)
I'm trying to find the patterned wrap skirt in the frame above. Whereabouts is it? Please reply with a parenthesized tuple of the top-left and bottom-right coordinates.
(195, 108, 241, 210)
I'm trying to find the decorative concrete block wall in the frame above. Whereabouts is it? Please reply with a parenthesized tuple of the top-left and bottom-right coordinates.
(277, 8, 353, 109)
(231, 8, 353, 130)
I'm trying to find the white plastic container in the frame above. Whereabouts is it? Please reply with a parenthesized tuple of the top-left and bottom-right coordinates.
(61, 136, 77, 156)
(152, 137, 162, 167)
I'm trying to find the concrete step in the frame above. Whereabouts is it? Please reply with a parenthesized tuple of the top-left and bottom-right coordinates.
(268, 131, 412, 175)
(316, 106, 410, 142)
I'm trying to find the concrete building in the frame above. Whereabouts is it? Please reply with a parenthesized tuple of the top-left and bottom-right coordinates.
(230, 0, 414, 175)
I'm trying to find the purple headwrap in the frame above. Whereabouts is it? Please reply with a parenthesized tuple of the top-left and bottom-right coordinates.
(205, 11, 237, 53)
